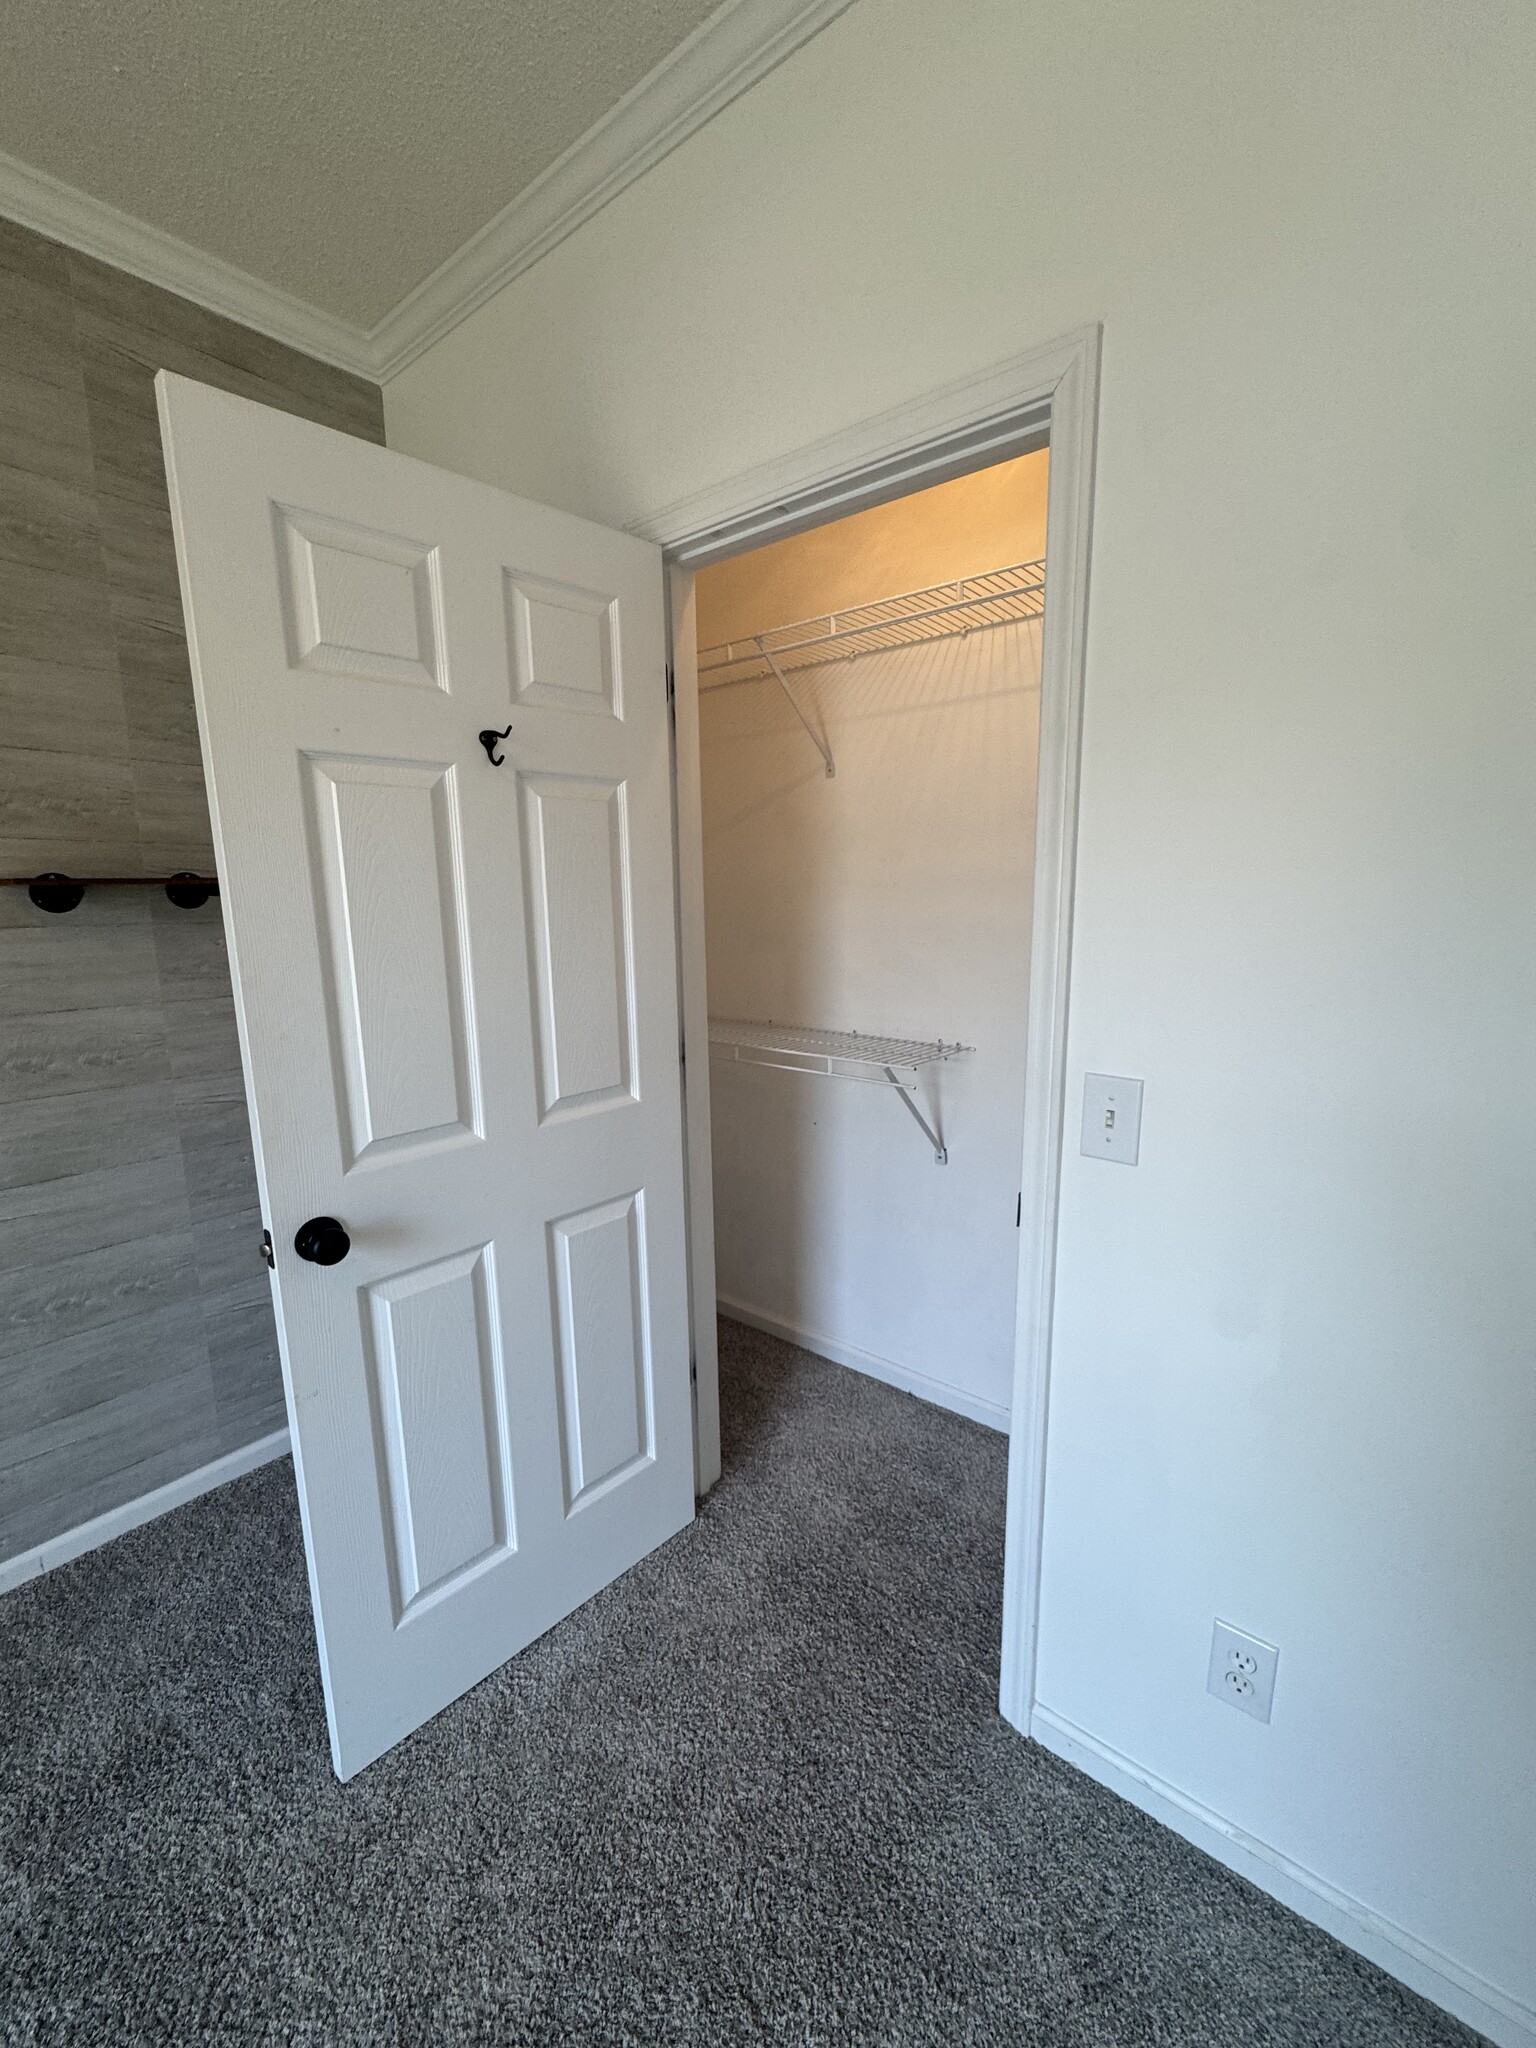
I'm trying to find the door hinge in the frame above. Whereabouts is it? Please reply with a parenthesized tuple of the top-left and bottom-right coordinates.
(1015, 1192, 1022, 1228)
(260, 1227, 275, 1269)
(665, 664, 675, 703)
(690, 1361, 697, 1385)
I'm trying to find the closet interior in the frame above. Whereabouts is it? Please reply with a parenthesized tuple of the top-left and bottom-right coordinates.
(694, 449, 1049, 1429)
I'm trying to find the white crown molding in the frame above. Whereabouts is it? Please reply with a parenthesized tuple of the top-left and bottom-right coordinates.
(0, 0, 853, 390)
(0, 147, 375, 378)
(366, 0, 857, 382)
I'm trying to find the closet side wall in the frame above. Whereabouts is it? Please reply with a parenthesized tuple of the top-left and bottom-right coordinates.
(698, 462, 1046, 1423)
(0, 218, 384, 1567)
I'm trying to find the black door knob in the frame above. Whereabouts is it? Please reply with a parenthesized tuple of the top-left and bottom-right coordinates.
(293, 1215, 350, 1266)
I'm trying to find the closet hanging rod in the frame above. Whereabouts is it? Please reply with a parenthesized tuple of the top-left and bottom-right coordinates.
(698, 557, 1045, 693)
(3, 872, 219, 914)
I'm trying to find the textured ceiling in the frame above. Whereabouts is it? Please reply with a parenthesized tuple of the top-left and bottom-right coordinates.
(0, 0, 725, 328)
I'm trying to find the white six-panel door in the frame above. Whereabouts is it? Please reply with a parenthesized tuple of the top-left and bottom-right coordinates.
(157, 374, 694, 1779)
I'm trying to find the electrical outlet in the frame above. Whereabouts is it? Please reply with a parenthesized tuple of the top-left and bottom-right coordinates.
(1207, 1620, 1279, 1723)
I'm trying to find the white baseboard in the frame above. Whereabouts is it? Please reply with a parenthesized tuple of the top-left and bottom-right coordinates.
(1031, 1704, 1534, 2048)
(717, 1294, 1010, 1432)
(0, 1429, 291, 1596)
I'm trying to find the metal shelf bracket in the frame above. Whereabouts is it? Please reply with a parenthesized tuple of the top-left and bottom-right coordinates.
(756, 640, 834, 777)
(884, 1065, 948, 1165)
(708, 1019, 970, 1165)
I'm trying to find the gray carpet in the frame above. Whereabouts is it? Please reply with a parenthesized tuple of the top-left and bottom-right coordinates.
(0, 1319, 1481, 2048)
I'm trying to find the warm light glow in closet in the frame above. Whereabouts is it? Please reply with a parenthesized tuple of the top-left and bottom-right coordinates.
(695, 443, 1047, 1428)
(694, 447, 1047, 648)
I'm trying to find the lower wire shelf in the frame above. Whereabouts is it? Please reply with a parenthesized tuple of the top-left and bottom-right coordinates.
(707, 1019, 971, 1164)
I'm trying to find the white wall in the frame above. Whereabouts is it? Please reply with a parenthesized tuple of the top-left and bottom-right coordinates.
(384, 2, 1536, 2036)
(702, 619, 1040, 1426)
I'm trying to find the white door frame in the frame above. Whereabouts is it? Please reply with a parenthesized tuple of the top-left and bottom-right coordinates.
(632, 324, 1101, 1733)
(665, 562, 723, 1495)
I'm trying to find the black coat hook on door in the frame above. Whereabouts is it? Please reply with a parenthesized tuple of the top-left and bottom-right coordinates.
(478, 725, 512, 766)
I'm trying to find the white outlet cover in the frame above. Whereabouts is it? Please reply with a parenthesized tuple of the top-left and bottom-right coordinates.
(1207, 1619, 1279, 1723)
(1081, 1073, 1143, 1164)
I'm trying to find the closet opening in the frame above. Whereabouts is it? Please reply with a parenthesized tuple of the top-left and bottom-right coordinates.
(682, 448, 1049, 1440)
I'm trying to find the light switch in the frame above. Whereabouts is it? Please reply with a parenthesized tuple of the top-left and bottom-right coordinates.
(1081, 1073, 1143, 1164)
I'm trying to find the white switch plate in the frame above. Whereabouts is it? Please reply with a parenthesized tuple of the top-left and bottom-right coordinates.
(1081, 1073, 1143, 1164)
(1207, 1619, 1279, 1723)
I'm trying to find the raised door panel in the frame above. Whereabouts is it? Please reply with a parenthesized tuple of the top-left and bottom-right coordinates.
(505, 570, 619, 716)
(364, 1244, 514, 1617)
(519, 771, 636, 1122)
(275, 505, 446, 690)
(549, 1193, 653, 1511)
(304, 753, 481, 1168)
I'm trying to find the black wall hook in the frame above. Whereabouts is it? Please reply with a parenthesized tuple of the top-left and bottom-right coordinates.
(12, 872, 220, 914)
(478, 725, 512, 766)
(165, 871, 215, 910)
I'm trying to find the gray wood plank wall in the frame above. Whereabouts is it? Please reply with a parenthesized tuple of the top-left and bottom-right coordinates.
(0, 216, 384, 1562)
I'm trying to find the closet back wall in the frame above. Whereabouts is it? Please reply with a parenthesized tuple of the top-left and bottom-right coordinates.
(698, 457, 1047, 1423)
(0, 218, 383, 1568)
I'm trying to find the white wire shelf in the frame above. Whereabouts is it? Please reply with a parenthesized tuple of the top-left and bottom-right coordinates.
(708, 1019, 971, 1164)
(708, 1019, 966, 1078)
(698, 558, 1045, 695)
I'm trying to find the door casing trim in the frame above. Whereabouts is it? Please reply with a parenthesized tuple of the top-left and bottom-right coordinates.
(635, 322, 1102, 1731)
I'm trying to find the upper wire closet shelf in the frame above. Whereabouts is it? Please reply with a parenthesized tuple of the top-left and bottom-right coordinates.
(697, 557, 1045, 694)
